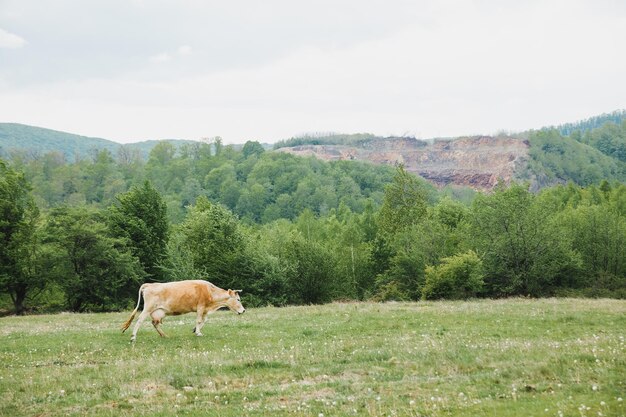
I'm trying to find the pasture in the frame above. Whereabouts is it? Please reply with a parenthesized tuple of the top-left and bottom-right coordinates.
(0, 299, 624, 417)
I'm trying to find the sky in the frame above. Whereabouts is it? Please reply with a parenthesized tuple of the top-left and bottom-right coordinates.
(1, 0, 625, 144)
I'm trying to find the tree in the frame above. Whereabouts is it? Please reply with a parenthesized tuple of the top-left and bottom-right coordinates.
(377, 165, 429, 237)
(560, 204, 626, 289)
(241, 141, 265, 159)
(108, 181, 169, 281)
(146, 142, 177, 192)
(470, 183, 580, 296)
(283, 233, 336, 304)
(0, 160, 46, 314)
(84, 149, 117, 203)
(45, 206, 145, 311)
(374, 225, 427, 300)
(333, 216, 374, 299)
(177, 196, 246, 288)
(371, 166, 432, 299)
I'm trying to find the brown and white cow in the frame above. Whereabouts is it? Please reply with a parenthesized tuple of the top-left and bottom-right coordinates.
(121, 280, 245, 342)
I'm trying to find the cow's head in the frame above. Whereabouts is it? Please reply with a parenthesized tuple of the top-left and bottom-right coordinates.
(226, 289, 245, 314)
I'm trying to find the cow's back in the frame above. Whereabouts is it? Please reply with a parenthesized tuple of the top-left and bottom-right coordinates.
(143, 280, 214, 314)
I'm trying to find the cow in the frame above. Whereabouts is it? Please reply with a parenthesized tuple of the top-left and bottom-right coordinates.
(121, 280, 245, 342)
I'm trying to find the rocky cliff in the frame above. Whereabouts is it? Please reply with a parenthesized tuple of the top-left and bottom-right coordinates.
(277, 136, 529, 190)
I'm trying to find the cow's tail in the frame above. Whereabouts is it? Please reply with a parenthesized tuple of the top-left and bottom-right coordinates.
(121, 284, 147, 333)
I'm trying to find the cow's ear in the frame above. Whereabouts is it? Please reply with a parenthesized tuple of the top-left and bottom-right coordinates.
(228, 289, 234, 296)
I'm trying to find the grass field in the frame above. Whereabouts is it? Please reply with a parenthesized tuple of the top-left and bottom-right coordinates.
(0, 299, 625, 417)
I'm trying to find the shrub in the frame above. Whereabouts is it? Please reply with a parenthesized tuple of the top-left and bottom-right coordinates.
(370, 280, 411, 302)
(422, 251, 484, 300)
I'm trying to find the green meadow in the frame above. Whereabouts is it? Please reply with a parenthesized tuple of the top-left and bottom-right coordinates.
(1, 298, 624, 417)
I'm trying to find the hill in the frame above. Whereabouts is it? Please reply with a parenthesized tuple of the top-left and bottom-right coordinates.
(277, 135, 529, 190)
(0, 123, 198, 161)
(2, 110, 626, 191)
(275, 112, 626, 190)
(520, 128, 626, 189)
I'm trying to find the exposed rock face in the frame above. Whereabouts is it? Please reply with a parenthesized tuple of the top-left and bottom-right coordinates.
(277, 136, 529, 191)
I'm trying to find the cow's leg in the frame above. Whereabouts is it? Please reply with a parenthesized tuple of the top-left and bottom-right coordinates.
(194, 308, 205, 336)
(131, 309, 150, 342)
(195, 309, 215, 336)
(151, 309, 167, 337)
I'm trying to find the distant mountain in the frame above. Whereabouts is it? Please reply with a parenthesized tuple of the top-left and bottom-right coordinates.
(0, 123, 199, 160)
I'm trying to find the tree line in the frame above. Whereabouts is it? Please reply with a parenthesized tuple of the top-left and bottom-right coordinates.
(1, 138, 626, 314)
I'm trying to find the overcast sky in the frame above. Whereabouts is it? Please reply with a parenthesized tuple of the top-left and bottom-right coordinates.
(1, 0, 625, 144)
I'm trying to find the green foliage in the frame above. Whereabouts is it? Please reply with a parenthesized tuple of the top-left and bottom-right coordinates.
(44, 206, 145, 311)
(546, 189, 626, 295)
(273, 132, 381, 149)
(108, 181, 169, 281)
(554, 109, 626, 136)
(241, 140, 265, 158)
(282, 233, 337, 304)
(0, 123, 197, 161)
(176, 197, 246, 289)
(523, 129, 626, 187)
(377, 165, 429, 237)
(470, 183, 581, 296)
(370, 280, 411, 301)
(578, 120, 626, 162)
(422, 250, 484, 300)
(0, 160, 45, 314)
(4, 120, 626, 312)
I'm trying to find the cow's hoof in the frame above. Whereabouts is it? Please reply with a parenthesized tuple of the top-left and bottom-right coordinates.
(130, 336, 136, 343)
(195, 332, 203, 337)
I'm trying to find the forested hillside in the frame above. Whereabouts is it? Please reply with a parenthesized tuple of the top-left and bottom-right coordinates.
(3, 111, 626, 192)
(553, 109, 626, 136)
(520, 117, 626, 188)
(0, 123, 197, 161)
(7, 140, 408, 223)
(274, 115, 626, 190)
(1, 134, 625, 315)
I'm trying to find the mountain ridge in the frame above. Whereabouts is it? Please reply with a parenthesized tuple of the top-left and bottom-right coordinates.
(0, 123, 198, 160)
(2, 110, 625, 190)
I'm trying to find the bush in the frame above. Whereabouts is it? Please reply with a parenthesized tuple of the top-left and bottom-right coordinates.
(370, 281, 411, 302)
(283, 235, 337, 304)
(422, 251, 484, 300)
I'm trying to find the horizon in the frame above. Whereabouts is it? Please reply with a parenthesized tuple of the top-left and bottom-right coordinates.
(3, 108, 625, 146)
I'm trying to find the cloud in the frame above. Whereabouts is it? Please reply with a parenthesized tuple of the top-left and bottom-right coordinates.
(0, 28, 26, 49)
(1, 0, 624, 143)
(150, 52, 171, 63)
(178, 45, 192, 56)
